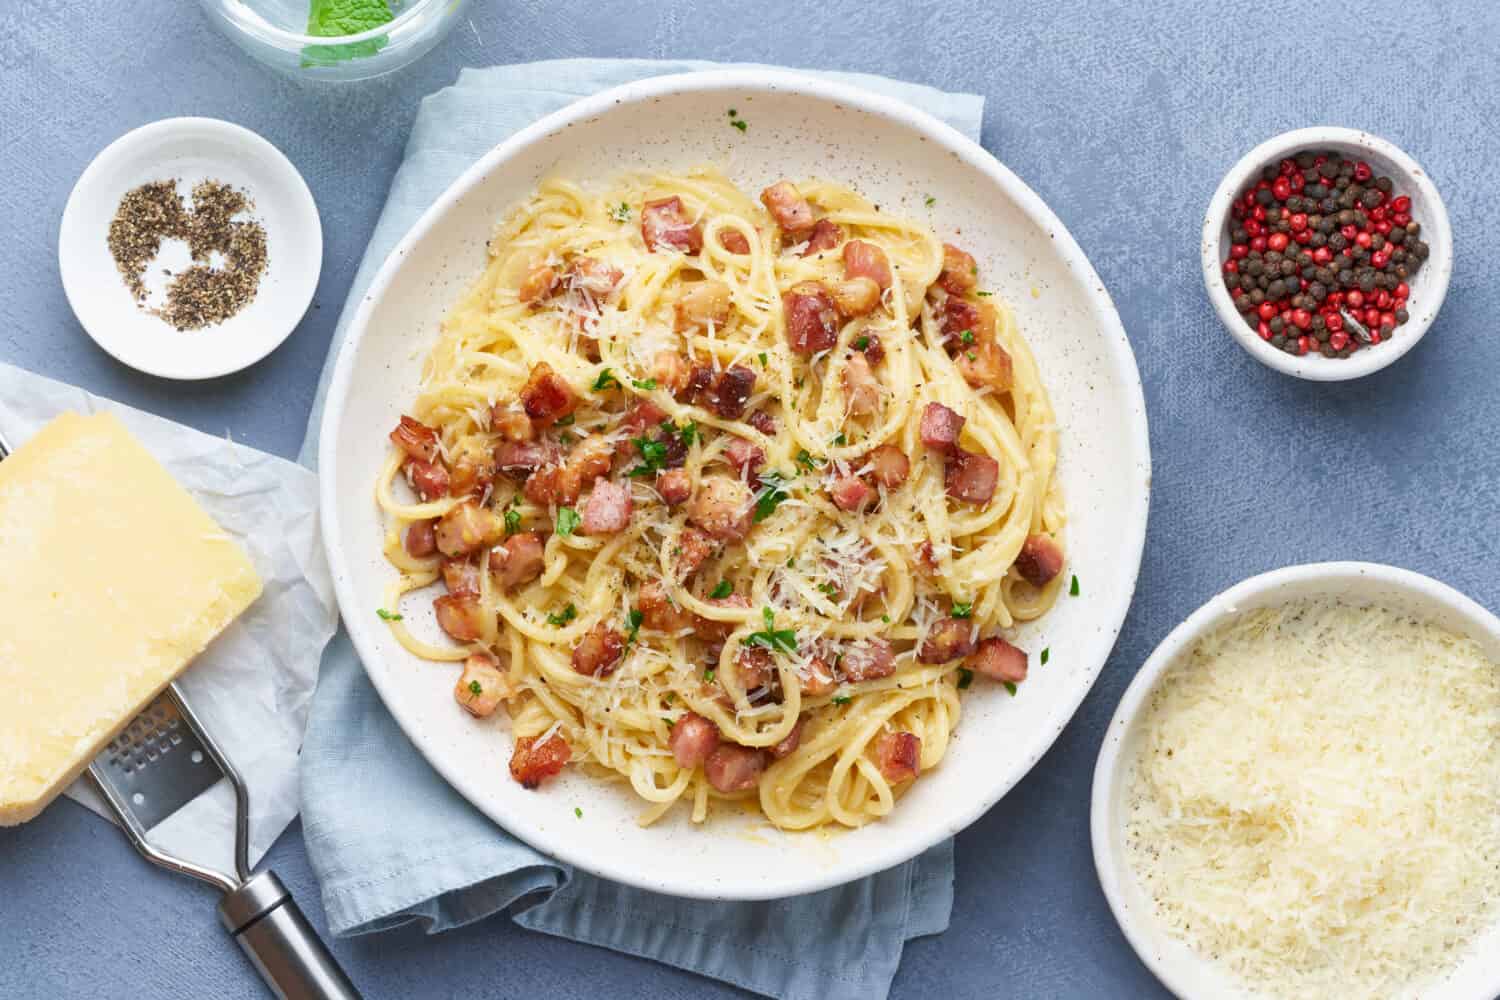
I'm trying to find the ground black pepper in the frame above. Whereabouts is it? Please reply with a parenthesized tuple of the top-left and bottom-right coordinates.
(106, 179, 268, 331)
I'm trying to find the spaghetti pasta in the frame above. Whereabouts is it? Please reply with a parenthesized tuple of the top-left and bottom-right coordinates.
(375, 168, 1065, 831)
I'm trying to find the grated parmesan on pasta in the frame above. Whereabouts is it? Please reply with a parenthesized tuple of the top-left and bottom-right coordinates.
(1125, 600, 1500, 1000)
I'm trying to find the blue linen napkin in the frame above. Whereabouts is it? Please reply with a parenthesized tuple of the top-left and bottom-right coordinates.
(298, 59, 982, 1000)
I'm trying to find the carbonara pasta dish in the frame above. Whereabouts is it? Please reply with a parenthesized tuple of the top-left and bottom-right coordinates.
(376, 168, 1066, 831)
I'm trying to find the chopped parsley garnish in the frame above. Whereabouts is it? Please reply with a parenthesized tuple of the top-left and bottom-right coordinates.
(665, 692, 675, 704)
(627, 436, 669, 478)
(832, 695, 852, 705)
(704, 667, 716, 684)
(609, 203, 631, 223)
(965, 351, 977, 361)
(924, 195, 936, 207)
(1070, 574, 1080, 596)
(758, 351, 768, 368)
(1003, 681, 1018, 696)
(753, 472, 790, 522)
(956, 668, 974, 690)
(951, 600, 973, 619)
(559, 432, 574, 445)
(959, 330, 975, 345)
(709, 580, 733, 599)
(556, 506, 581, 537)
(468, 680, 483, 696)
(730, 117, 748, 132)
(741, 606, 798, 655)
(816, 582, 838, 597)
(376, 608, 402, 621)
(795, 449, 821, 473)
(555, 414, 575, 427)
(591, 368, 622, 392)
(785, 556, 795, 569)
(1040, 647, 1050, 666)
(631, 378, 658, 391)
(880, 614, 891, 623)
(504, 508, 522, 535)
(625, 608, 644, 644)
(660, 418, 697, 449)
(575, 806, 584, 818)
(832, 432, 847, 446)
(728, 108, 737, 116)
(976, 291, 993, 297)
(546, 603, 578, 627)
(854, 336, 869, 350)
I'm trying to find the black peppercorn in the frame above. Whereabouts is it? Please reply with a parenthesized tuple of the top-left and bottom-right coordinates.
(1269, 317, 1284, 333)
(1255, 187, 1274, 206)
(1388, 227, 1406, 244)
(1406, 221, 1421, 236)
(1395, 308, 1409, 323)
(1267, 279, 1285, 298)
(1271, 333, 1287, 347)
(1374, 176, 1392, 193)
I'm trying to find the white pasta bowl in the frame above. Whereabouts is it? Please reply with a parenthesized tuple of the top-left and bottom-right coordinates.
(319, 70, 1151, 901)
(1091, 562, 1500, 999)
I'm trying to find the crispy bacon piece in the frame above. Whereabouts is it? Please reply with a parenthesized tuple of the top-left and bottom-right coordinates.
(783, 281, 840, 355)
(718, 229, 751, 254)
(566, 256, 623, 297)
(518, 264, 559, 304)
(404, 518, 438, 558)
(652, 350, 692, 394)
(494, 440, 559, 481)
(918, 616, 978, 663)
(390, 415, 441, 464)
(407, 460, 450, 501)
(958, 336, 1014, 393)
(441, 558, 480, 596)
(800, 218, 843, 257)
(704, 744, 767, 793)
(433, 593, 486, 642)
(522, 465, 566, 506)
(670, 712, 720, 768)
(655, 468, 693, 507)
(638, 580, 692, 631)
(874, 731, 921, 783)
(914, 540, 940, 576)
(680, 363, 715, 404)
(581, 479, 633, 535)
(843, 240, 893, 290)
(770, 718, 805, 759)
(673, 526, 718, 581)
(520, 362, 580, 428)
(448, 439, 495, 498)
(688, 475, 754, 542)
(829, 474, 872, 513)
(489, 532, 545, 589)
(945, 449, 999, 505)
(759, 180, 816, 235)
(695, 593, 750, 643)
(866, 445, 910, 489)
(571, 622, 625, 677)
(724, 436, 765, 479)
(940, 296, 983, 349)
(1013, 534, 1064, 585)
(455, 652, 511, 718)
(435, 501, 506, 557)
(860, 333, 886, 365)
(966, 637, 1028, 684)
(746, 409, 778, 436)
(841, 352, 881, 417)
(641, 196, 703, 254)
(706, 365, 757, 420)
(829, 277, 881, 317)
(798, 656, 839, 697)
(674, 281, 732, 332)
(841, 638, 895, 682)
(490, 405, 534, 443)
(510, 731, 571, 789)
(919, 402, 966, 454)
(621, 399, 668, 435)
(938, 243, 978, 296)
(569, 437, 614, 483)
(733, 646, 776, 693)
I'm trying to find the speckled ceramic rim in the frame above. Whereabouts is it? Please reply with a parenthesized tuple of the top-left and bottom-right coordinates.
(1091, 562, 1500, 999)
(1201, 127, 1453, 381)
(320, 70, 1152, 900)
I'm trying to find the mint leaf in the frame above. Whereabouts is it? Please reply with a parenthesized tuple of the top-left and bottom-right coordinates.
(302, 0, 394, 67)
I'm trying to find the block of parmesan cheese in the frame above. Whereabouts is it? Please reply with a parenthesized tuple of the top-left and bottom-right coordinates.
(0, 411, 262, 825)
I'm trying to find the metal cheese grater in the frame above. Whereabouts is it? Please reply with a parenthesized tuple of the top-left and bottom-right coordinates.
(0, 429, 360, 1000)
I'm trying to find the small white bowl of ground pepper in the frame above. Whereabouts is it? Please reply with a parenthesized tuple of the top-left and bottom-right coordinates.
(59, 117, 321, 380)
(1202, 127, 1452, 381)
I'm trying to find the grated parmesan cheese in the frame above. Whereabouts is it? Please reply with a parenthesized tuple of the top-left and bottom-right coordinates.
(1124, 600, 1500, 1000)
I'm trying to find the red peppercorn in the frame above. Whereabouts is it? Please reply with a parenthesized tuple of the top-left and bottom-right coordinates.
(1258, 301, 1277, 321)
(1312, 247, 1332, 265)
(1272, 178, 1292, 200)
(1280, 158, 1297, 176)
(1230, 243, 1249, 260)
(1289, 213, 1308, 231)
(1325, 312, 1344, 333)
(1245, 219, 1263, 237)
(1354, 161, 1372, 182)
(1355, 231, 1373, 248)
(1369, 330, 1382, 345)
(1365, 307, 1382, 328)
(1347, 290, 1365, 308)
(1297, 335, 1311, 354)
(1291, 308, 1311, 330)
(1327, 291, 1343, 307)
(1329, 331, 1350, 351)
(1376, 290, 1391, 309)
(1250, 236, 1268, 252)
(1380, 312, 1396, 330)
(1294, 229, 1312, 245)
(1252, 205, 1266, 221)
(1268, 232, 1290, 251)
(1289, 172, 1305, 193)
(1341, 224, 1358, 240)
(1395, 282, 1409, 299)
(1391, 195, 1411, 213)
(1258, 321, 1272, 340)
(1370, 206, 1386, 222)
(1392, 212, 1410, 227)
(1223, 259, 1240, 274)
(1375, 220, 1392, 235)
(1371, 250, 1389, 268)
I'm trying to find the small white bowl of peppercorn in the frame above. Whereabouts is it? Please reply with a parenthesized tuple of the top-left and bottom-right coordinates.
(1202, 127, 1452, 381)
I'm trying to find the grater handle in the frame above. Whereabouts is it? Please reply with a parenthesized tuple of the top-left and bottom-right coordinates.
(219, 871, 361, 1000)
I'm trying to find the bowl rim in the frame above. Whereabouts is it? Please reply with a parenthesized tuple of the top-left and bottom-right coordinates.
(204, 0, 451, 49)
(1200, 126, 1453, 382)
(1090, 560, 1500, 999)
(318, 68, 1153, 900)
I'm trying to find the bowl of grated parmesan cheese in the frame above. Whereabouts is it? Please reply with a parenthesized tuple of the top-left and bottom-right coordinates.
(1092, 562, 1500, 1000)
